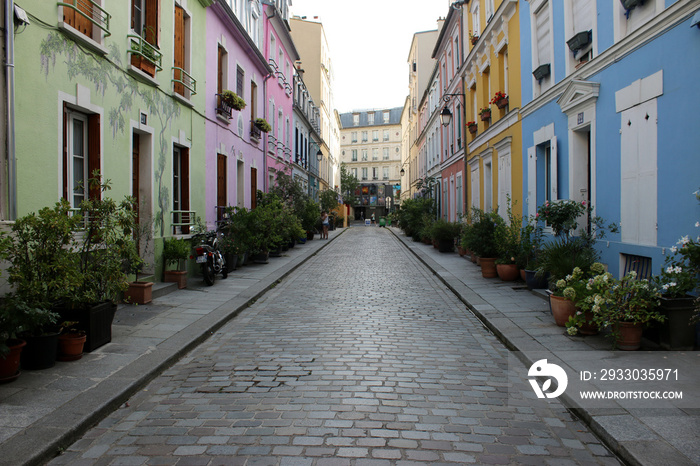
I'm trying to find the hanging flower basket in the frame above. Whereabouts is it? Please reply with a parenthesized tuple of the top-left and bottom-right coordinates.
(496, 97, 508, 109)
(254, 118, 271, 133)
(468, 123, 478, 134)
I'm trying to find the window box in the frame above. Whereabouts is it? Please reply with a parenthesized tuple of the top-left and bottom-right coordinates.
(620, 0, 643, 10)
(532, 63, 551, 81)
(468, 123, 478, 134)
(128, 34, 162, 78)
(479, 108, 491, 121)
(567, 30, 592, 52)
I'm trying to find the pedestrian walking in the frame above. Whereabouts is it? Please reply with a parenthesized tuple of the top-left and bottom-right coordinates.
(321, 211, 329, 239)
(371, 213, 375, 225)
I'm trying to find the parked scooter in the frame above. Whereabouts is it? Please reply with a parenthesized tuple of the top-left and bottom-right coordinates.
(191, 227, 227, 286)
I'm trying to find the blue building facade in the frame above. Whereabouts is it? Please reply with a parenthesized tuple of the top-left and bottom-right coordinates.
(519, 0, 700, 277)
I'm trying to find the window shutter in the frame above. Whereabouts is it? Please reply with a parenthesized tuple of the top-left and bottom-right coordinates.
(88, 113, 101, 200)
(173, 6, 185, 96)
(572, 0, 593, 34)
(62, 103, 69, 201)
(535, 4, 551, 66)
(250, 167, 257, 209)
(550, 136, 558, 200)
(527, 146, 536, 218)
(145, 0, 159, 46)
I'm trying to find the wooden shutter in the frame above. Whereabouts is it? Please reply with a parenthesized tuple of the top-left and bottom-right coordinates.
(535, 4, 551, 66)
(527, 146, 536, 218)
(572, 0, 593, 34)
(63, 2, 93, 38)
(173, 6, 185, 96)
(132, 133, 140, 224)
(550, 136, 558, 201)
(180, 147, 190, 234)
(88, 113, 101, 200)
(145, 0, 159, 46)
(217, 154, 227, 220)
(250, 167, 257, 209)
(62, 104, 69, 201)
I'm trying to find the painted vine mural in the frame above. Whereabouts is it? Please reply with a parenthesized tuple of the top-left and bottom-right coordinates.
(40, 32, 183, 237)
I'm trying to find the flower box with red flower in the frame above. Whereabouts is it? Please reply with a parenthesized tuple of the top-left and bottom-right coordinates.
(467, 121, 478, 134)
(491, 91, 509, 109)
(479, 107, 491, 121)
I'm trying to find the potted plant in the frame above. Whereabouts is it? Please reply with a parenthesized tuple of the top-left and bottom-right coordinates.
(467, 121, 478, 134)
(220, 90, 246, 111)
(563, 263, 612, 336)
(479, 107, 491, 121)
(254, 118, 272, 133)
(593, 271, 664, 350)
(495, 198, 521, 281)
(490, 91, 509, 109)
(57, 320, 87, 361)
(0, 297, 40, 381)
(470, 208, 504, 278)
(469, 31, 479, 45)
(549, 267, 588, 327)
(124, 207, 154, 305)
(431, 219, 459, 253)
(517, 216, 546, 289)
(163, 237, 190, 289)
(650, 231, 700, 349)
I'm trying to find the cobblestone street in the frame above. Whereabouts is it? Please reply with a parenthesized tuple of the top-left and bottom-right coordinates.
(49, 227, 620, 465)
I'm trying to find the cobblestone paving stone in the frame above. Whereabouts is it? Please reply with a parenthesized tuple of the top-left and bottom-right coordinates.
(49, 227, 621, 465)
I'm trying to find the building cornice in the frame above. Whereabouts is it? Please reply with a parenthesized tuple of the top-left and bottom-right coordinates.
(520, 0, 700, 118)
(468, 109, 520, 154)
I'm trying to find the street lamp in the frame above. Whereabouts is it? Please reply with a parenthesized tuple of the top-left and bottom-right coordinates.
(316, 149, 323, 161)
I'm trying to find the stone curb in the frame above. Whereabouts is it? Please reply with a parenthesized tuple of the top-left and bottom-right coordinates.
(389, 227, 693, 466)
(6, 230, 344, 466)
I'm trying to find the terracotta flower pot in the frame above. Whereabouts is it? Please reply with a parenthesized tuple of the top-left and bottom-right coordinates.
(495, 97, 508, 109)
(57, 333, 87, 361)
(127, 281, 153, 305)
(480, 258, 498, 278)
(468, 124, 478, 134)
(549, 295, 576, 327)
(164, 270, 188, 289)
(496, 263, 519, 281)
(616, 321, 643, 351)
(0, 339, 25, 382)
(578, 311, 599, 336)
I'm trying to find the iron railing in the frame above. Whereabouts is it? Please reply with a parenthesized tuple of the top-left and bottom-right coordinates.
(58, 0, 111, 36)
(172, 67, 197, 95)
(128, 34, 163, 72)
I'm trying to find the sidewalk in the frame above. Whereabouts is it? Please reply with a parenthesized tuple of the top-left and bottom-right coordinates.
(389, 227, 699, 466)
(0, 228, 345, 466)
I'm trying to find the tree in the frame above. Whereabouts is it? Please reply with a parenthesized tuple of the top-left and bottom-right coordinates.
(340, 163, 359, 206)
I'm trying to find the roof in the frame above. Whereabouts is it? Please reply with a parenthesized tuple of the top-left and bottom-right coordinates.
(338, 107, 403, 129)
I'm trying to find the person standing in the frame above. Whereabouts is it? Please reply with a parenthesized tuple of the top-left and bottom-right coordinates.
(321, 211, 329, 239)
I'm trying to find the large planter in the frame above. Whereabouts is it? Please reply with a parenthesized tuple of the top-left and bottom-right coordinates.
(58, 301, 117, 352)
(650, 296, 697, 350)
(164, 270, 188, 289)
(525, 270, 549, 290)
(127, 281, 153, 305)
(0, 339, 25, 382)
(496, 263, 519, 281)
(579, 311, 599, 336)
(438, 239, 454, 253)
(57, 333, 87, 361)
(480, 258, 498, 278)
(306, 231, 315, 240)
(617, 322, 643, 351)
(21, 332, 59, 370)
(252, 252, 269, 264)
(549, 295, 576, 327)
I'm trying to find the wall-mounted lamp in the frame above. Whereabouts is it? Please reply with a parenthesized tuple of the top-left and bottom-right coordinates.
(316, 149, 323, 161)
(440, 93, 466, 127)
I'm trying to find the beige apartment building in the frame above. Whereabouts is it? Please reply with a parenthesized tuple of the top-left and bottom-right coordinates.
(339, 108, 403, 220)
(289, 16, 340, 191)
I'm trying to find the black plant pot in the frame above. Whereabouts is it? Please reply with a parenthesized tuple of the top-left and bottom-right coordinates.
(438, 239, 455, 253)
(621, 0, 643, 10)
(532, 63, 551, 81)
(58, 301, 117, 352)
(21, 332, 59, 370)
(567, 30, 592, 52)
(252, 252, 269, 264)
(525, 270, 549, 290)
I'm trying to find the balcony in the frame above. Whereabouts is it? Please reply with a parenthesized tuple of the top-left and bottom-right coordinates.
(215, 94, 233, 120)
(59, 0, 111, 37)
(172, 67, 196, 96)
(128, 34, 162, 77)
(250, 122, 262, 141)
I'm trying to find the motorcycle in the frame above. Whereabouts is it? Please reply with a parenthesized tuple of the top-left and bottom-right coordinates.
(191, 227, 227, 286)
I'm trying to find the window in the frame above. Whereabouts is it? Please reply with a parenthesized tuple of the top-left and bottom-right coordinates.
(217, 46, 228, 115)
(383, 148, 389, 160)
(353, 114, 359, 126)
(383, 130, 389, 141)
(372, 148, 378, 161)
(269, 35, 276, 62)
(362, 167, 368, 180)
(383, 111, 390, 123)
(173, 5, 191, 97)
(362, 149, 368, 161)
(368, 113, 374, 125)
(352, 168, 357, 179)
(372, 167, 378, 179)
(351, 132, 357, 143)
(615, 0, 664, 42)
(352, 149, 358, 161)
(372, 130, 379, 142)
(471, 1, 481, 36)
(485, 0, 494, 22)
(61, 0, 108, 43)
(456, 104, 462, 149)
(250, 80, 257, 120)
(131, 0, 160, 76)
(362, 131, 368, 142)
(64, 109, 101, 207)
(566, 0, 595, 72)
(456, 174, 463, 218)
(236, 66, 244, 97)
(173, 146, 190, 233)
(383, 167, 389, 180)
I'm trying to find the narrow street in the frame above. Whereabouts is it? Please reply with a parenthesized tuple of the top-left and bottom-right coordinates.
(49, 227, 619, 465)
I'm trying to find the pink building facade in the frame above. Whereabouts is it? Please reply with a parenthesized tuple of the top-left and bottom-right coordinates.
(205, 2, 271, 227)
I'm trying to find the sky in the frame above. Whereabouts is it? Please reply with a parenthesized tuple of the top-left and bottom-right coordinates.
(290, 0, 452, 114)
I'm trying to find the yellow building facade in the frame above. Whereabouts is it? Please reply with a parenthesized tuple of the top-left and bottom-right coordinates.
(462, 0, 523, 221)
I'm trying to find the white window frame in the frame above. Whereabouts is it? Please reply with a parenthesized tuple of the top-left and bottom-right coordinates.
(67, 110, 89, 209)
(471, 1, 481, 36)
(531, 0, 553, 96)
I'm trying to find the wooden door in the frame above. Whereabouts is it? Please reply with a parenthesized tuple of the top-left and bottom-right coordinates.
(250, 167, 257, 209)
(217, 154, 227, 220)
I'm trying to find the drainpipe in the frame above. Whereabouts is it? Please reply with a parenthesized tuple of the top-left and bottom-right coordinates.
(5, 0, 16, 220)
